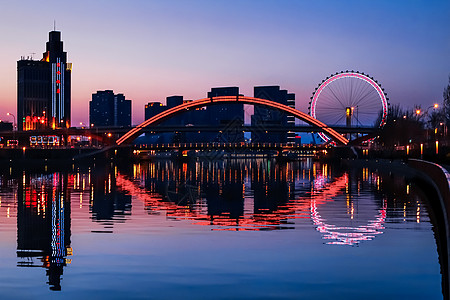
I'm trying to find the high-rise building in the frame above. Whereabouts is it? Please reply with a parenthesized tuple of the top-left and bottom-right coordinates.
(89, 90, 132, 127)
(207, 87, 244, 143)
(17, 31, 72, 131)
(252, 86, 294, 143)
(166, 95, 183, 109)
(144, 102, 166, 120)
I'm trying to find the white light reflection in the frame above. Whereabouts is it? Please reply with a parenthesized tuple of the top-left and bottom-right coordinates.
(311, 199, 387, 246)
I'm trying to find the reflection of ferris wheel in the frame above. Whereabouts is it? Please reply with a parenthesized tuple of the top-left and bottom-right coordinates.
(309, 71, 389, 142)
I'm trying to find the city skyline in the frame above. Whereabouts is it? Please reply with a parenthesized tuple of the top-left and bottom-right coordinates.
(0, 0, 449, 126)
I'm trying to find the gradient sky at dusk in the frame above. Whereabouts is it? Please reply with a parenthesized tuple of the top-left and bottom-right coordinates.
(0, 0, 449, 125)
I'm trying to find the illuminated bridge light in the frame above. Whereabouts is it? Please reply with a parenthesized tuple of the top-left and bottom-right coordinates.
(116, 96, 348, 146)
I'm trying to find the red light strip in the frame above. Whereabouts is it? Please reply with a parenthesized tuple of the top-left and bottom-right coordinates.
(116, 96, 348, 145)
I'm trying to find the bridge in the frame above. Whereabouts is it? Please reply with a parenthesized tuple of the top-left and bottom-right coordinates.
(116, 96, 350, 146)
(132, 142, 326, 159)
(0, 95, 371, 160)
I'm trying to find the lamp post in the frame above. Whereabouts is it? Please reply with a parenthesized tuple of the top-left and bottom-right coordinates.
(6, 112, 16, 131)
(415, 103, 439, 119)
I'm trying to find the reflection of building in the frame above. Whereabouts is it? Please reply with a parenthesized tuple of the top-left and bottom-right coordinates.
(90, 168, 131, 220)
(17, 31, 72, 131)
(89, 90, 132, 127)
(205, 182, 244, 221)
(17, 173, 71, 291)
(252, 86, 294, 143)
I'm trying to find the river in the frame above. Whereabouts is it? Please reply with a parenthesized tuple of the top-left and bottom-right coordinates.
(0, 159, 443, 299)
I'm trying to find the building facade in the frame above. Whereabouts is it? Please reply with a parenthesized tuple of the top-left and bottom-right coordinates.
(89, 90, 132, 127)
(251, 86, 294, 143)
(207, 87, 244, 143)
(17, 31, 72, 131)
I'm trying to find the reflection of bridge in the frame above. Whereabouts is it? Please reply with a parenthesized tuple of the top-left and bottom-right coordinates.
(115, 172, 349, 231)
(116, 165, 386, 245)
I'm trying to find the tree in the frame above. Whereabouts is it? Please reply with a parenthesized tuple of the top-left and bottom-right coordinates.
(444, 75, 450, 125)
(377, 104, 425, 148)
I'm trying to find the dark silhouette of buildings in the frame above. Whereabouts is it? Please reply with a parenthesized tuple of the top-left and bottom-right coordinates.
(144, 95, 210, 143)
(145, 101, 166, 121)
(17, 31, 72, 131)
(252, 86, 294, 143)
(0, 121, 13, 131)
(144, 100, 173, 142)
(207, 87, 244, 143)
(167, 95, 183, 109)
(89, 90, 132, 127)
(142, 86, 297, 144)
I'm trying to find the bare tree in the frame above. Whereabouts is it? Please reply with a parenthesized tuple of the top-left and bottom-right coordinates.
(444, 75, 450, 125)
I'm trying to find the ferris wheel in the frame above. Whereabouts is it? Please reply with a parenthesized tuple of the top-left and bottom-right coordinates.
(309, 71, 389, 142)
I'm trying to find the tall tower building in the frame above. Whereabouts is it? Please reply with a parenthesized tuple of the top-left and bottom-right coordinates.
(17, 31, 72, 131)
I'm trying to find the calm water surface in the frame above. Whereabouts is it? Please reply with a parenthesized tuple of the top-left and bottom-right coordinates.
(0, 159, 443, 299)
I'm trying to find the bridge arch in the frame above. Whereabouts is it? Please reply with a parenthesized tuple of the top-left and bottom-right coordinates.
(116, 96, 349, 145)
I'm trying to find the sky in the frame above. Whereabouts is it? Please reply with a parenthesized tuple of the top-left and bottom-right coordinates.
(0, 0, 449, 126)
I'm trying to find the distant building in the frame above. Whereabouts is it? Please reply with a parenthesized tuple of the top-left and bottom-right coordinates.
(166, 95, 183, 108)
(286, 93, 296, 144)
(144, 100, 171, 143)
(252, 86, 294, 143)
(163, 96, 184, 127)
(17, 31, 72, 131)
(143, 95, 211, 143)
(144, 102, 166, 121)
(89, 90, 131, 127)
(207, 87, 244, 143)
(0, 121, 13, 131)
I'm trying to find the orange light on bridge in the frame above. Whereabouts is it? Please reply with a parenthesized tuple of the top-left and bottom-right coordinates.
(116, 96, 349, 146)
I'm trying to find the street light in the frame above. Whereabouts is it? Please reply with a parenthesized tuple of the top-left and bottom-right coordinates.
(6, 112, 16, 130)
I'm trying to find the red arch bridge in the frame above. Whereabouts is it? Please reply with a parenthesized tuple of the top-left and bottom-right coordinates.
(117, 96, 350, 146)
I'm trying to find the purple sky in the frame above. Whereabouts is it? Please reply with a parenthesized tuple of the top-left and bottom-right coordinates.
(0, 0, 448, 126)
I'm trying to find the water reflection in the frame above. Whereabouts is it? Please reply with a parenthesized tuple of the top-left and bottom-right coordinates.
(0, 158, 441, 295)
(17, 172, 71, 291)
(117, 160, 389, 241)
(90, 167, 131, 226)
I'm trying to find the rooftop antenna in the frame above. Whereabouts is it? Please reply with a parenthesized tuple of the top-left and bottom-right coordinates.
(53, 20, 56, 31)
